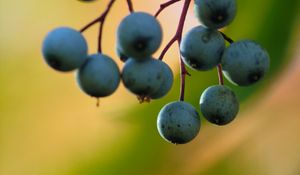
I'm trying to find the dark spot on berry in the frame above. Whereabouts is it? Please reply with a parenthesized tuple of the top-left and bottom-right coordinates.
(177, 124, 181, 128)
(201, 33, 211, 43)
(162, 124, 165, 129)
(125, 78, 136, 87)
(248, 70, 263, 83)
(156, 74, 162, 80)
(119, 53, 128, 62)
(133, 36, 152, 52)
(47, 54, 61, 69)
(185, 57, 203, 70)
(210, 9, 228, 24)
(168, 126, 171, 130)
(167, 136, 186, 144)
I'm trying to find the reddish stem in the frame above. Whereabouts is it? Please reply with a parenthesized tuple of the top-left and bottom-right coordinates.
(79, 0, 116, 53)
(158, 0, 191, 101)
(217, 64, 224, 85)
(155, 0, 181, 17)
(126, 0, 134, 13)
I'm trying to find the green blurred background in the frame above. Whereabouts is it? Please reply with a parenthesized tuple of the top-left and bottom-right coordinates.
(1, 0, 300, 175)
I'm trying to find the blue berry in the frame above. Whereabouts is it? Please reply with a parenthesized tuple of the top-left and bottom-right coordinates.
(117, 12, 163, 59)
(149, 60, 173, 99)
(122, 58, 164, 96)
(194, 0, 237, 29)
(76, 54, 120, 97)
(42, 27, 88, 72)
(200, 85, 239, 125)
(221, 40, 270, 86)
(157, 101, 201, 144)
(180, 26, 225, 71)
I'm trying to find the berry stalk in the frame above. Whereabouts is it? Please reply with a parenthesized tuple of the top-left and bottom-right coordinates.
(220, 31, 234, 44)
(157, 0, 191, 101)
(217, 64, 224, 85)
(126, 0, 134, 13)
(80, 0, 135, 53)
(155, 0, 181, 17)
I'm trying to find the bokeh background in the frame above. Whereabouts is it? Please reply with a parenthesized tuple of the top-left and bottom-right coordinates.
(1, 0, 300, 175)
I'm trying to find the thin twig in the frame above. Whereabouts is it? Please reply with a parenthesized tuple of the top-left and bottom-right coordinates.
(126, 0, 134, 13)
(157, 0, 191, 101)
(79, 16, 101, 33)
(79, 0, 116, 53)
(155, 0, 181, 17)
(217, 64, 224, 85)
(220, 31, 234, 44)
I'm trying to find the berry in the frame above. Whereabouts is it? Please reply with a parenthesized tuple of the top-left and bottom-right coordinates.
(42, 27, 88, 72)
(221, 40, 270, 86)
(194, 0, 237, 29)
(122, 58, 164, 97)
(149, 60, 173, 99)
(76, 54, 120, 97)
(180, 25, 225, 71)
(157, 101, 201, 144)
(117, 12, 163, 59)
(200, 85, 239, 125)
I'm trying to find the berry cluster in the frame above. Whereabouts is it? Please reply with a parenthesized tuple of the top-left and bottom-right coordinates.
(42, 0, 270, 144)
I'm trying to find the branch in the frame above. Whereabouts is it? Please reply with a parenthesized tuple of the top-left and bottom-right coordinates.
(155, 0, 181, 17)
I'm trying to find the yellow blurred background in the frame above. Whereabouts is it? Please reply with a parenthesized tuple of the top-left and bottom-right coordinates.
(0, 0, 300, 175)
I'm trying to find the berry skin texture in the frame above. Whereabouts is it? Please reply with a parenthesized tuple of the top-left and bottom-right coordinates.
(221, 40, 270, 86)
(122, 58, 164, 96)
(180, 25, 225, 71)
(157, 101, 201, 144)
(76, 54, 120, 98)
(42, 27, 88, 72)
(149, 60, 173, 99)
(194, 0, 237, 29)
(200, 85, 239, 125)
(117, 12, 163, 59)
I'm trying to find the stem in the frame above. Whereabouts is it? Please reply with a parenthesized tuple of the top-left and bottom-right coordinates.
(98, 19, 105, 53)
(79, 16, 101, 33)
(220, 31, 234, 44)
(126, 0, 134, 13)
(79, 0, 116, 53)
(155, 0, 181, 17)
(217, 64, 224, 85)
(158, 0, 190, 61)
(179, 54, 189, 101)
(158, 0, 191, 101)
